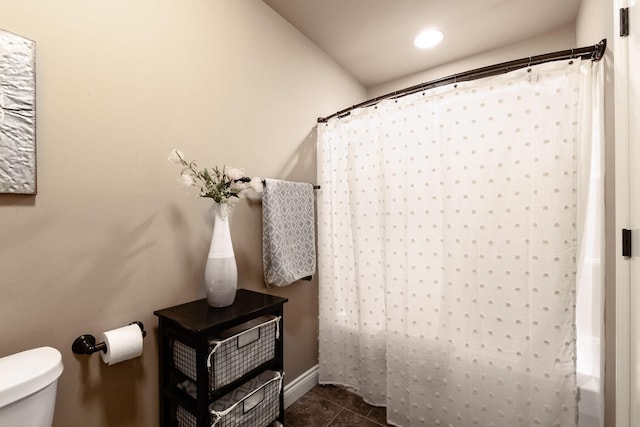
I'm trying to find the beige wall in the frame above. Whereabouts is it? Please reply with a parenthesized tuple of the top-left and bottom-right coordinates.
(576, 1, 615, 426)
(0, 1, 365, 426)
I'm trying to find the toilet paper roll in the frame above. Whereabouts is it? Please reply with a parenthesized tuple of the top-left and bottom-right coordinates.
(100, 324, 143, 365)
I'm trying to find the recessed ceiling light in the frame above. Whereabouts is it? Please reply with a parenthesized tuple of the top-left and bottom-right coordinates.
(414, 29, 443, 49)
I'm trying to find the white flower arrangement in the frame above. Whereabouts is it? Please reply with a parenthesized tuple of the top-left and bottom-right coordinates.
(168, 149, 263, 204)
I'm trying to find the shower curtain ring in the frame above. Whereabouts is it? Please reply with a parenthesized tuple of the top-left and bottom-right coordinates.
(569, 48, 575, 65)
(527, 56, 532, 72)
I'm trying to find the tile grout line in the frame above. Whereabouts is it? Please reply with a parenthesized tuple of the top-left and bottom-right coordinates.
(323, 407, 344, 427)
(311, 392, 365, 426)
(310, 388, 389, 426)
(310, 391, 347, 426)
(335, 406, 388, 426)
(364, 406, 390, 426)
(303, 391, 348, 426)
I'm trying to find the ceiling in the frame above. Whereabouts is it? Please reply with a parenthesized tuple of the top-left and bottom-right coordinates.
(262, 0, 582, 88)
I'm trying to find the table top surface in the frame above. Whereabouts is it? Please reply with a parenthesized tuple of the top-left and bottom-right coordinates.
(154, 289, 288, 332)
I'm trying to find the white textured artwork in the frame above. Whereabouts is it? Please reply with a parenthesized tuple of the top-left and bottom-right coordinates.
(0, 29, 35, 194)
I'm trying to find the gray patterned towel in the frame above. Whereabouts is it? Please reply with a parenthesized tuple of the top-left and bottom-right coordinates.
(262, 179, 316, 287)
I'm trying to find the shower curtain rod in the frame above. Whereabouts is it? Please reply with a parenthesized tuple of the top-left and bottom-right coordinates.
(317, 39, 607, 123)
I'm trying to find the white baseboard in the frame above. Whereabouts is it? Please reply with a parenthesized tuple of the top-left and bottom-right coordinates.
(283, 364, 319, 409)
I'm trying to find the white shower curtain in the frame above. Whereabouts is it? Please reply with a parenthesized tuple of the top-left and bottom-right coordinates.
(317, 59, 604, 427)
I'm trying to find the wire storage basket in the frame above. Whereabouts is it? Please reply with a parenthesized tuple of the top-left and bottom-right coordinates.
(176, 370, 283, 427)
(173, 315, 280, 392)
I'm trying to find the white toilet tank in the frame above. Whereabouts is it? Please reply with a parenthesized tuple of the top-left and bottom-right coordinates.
(0, 346, 64, 427)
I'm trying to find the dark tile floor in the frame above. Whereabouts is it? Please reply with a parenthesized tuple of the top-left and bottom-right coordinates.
(284, 384, 391, 427)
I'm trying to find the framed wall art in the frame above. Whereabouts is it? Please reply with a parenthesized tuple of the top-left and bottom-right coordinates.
(0, 29, 36, 194)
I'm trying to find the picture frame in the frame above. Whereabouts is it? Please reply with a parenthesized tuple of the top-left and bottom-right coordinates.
(0, 29, 36, 194)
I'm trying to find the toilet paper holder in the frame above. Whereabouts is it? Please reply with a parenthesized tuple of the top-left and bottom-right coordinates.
(72, 321, 146, 355)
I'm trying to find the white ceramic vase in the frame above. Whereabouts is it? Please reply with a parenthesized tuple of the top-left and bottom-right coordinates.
(204, 202, 237, 307)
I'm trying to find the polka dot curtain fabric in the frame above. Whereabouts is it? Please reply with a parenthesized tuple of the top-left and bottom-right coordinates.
(317, 60, 603, 427)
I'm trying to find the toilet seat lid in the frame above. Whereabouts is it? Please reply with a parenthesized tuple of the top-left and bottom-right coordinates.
(0, 346, 63, 408)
